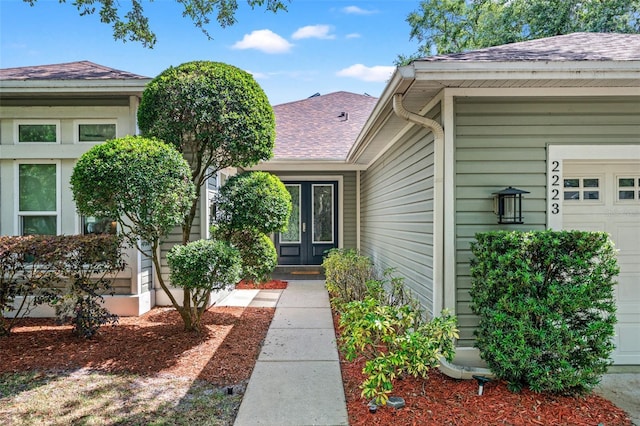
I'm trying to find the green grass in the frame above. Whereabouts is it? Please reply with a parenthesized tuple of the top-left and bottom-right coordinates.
(0, 370, 241, 425)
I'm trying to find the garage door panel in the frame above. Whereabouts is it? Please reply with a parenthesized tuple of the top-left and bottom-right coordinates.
(614, 325, 640, 364)
(563, 160, 640, 365)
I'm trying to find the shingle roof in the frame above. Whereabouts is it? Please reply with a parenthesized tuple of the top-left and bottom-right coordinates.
(0, 60, 148, 80)
(419, 32, 640, 62)
(273, 91, 378, 161)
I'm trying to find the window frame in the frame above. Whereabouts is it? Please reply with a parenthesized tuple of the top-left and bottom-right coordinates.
(14, 120, 61, 144)
(15, 160, 61, 235)
(73, 119, 118, 143)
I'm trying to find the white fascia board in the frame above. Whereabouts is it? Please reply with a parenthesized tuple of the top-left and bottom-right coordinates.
(0, 79, 150, 94)
(249, 160, 367, 172)
(410, 60, 640, 81)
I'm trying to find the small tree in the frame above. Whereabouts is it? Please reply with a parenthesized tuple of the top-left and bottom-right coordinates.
(138, 61, 276, 246)
(70, 136, 203, 330)
(214, 171, 291, 283)
(167, 239, 242, 330)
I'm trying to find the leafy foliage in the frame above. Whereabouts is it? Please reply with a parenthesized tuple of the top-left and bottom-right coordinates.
(71, 135, 195, 248)
(70, 136, 201, 330)
(325, 250, 458, 406)
(138, 61, 276, 245)
(1, 235, 125, 338)
(470, 230, 619, 394)
(23, 0, 289, 48)
(167, 239, 241, 330)
(213, 171, 290, 283)
(215, 172, 291, 235)
(400, 0, 640, 61)
(323, 249, 374, 306)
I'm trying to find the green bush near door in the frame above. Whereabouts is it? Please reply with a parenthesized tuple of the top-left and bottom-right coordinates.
(470, 230, 619, 394)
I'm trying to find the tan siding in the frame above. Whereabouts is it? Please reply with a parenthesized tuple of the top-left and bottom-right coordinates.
(361, 120, 437, 315)
(454, 96, 640, 346)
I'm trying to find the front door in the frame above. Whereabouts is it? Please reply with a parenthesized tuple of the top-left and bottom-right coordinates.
(276, 181, 338, 265)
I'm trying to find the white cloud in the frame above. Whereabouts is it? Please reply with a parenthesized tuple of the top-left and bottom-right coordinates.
(232, 29, 293, 53)
(336, 64, 395, 82)
(345, 33, 361, 39)
(342, 6, 377, 15)
(246, 69, 269, 79)
(292, 25, 335, 40)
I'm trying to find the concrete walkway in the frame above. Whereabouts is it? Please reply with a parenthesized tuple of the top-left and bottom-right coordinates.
(225, 280, 348, 426)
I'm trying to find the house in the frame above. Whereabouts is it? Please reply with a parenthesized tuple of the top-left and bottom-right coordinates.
(254, 33, 640, 368)
(0, 61, 155, 316)
(2, 32, 638, 369)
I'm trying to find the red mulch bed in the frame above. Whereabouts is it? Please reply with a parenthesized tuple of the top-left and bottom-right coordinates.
(235, 279, 288, 290)
(334, 313, 633, 426)
(0, 306, 273, 387)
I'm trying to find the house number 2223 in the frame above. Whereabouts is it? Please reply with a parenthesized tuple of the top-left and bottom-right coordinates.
(550, 160, 561, 215)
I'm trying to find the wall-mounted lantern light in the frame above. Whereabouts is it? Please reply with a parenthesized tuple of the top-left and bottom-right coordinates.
(493, 186, 529, 224)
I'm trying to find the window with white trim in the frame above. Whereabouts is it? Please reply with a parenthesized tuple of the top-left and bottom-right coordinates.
(617, 176, 640, 202)
(563, 177, 601, 202)
(75, 120, 117, 142)
(82, 216, 117, 235)
(15, 120, 60, 143)
(18, 163, 58, 235)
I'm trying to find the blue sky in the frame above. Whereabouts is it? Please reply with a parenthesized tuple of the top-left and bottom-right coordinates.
(0, 0, 423, 105)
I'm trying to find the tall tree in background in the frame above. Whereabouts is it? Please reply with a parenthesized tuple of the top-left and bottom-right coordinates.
(399, 0, 640, 62)
(23, 0, 289, 48)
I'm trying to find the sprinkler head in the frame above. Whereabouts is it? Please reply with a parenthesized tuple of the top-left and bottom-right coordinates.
(472, 375, 492, 396)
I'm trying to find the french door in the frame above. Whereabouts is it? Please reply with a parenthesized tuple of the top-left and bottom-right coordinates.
(276, 181, 338, 265)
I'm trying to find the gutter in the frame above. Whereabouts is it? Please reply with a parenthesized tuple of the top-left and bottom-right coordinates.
(392, 93, 494, 381)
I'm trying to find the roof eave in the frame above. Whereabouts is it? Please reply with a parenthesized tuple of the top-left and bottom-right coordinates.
(0, 79, 151, 95)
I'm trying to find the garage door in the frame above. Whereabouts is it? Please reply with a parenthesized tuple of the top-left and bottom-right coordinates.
(562, 161, 640, 365)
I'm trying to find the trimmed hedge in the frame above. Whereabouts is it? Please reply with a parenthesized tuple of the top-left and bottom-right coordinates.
(470, 230, 619, 394)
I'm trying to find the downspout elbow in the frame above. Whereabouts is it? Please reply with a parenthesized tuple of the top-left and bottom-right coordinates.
(392, 93, 444, 141)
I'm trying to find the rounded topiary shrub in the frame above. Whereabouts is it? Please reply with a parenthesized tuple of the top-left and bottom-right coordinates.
(469, 230, 619, 394)
(229, 231, 277, 284)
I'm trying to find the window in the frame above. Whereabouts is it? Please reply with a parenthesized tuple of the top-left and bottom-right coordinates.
(563, 177, 600, 201)
(18, 163, 59, 235)
(617, 177, 640, 202)
(75, 120, 117, 142)
(205, 171, 229, 238)
(15, 120, 59, 143)
(82, 216, 117, 235)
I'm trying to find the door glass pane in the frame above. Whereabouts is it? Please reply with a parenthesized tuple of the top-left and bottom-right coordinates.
(19, 164, 57, 211)
(280, 185, 300, 243)
(313, 185, 333, 243)
(22, 216, 56, 235)
(619, 178, 635, 187)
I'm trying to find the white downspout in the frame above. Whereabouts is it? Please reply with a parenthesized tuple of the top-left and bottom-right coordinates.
(392, 93, 494, 380)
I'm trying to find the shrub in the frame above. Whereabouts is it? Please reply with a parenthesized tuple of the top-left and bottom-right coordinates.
(332, 262, 458, 406)
(470, 230, 619, 394)
(1, 235, 125, 338)
(50, 235, 125, 338)
(214, 171, 291, 283)
(339, 296, 458, 405)
(0, 236, 60, 336)
(322, 249, 374, 304)
(226, 231, 277, 284)
(167, 239, 242, 330)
